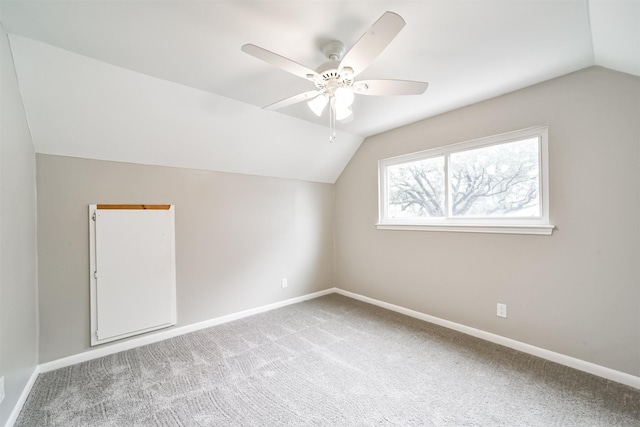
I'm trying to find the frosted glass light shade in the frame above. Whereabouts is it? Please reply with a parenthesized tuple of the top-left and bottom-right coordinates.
(335, 104, 353, 120)
(308, 95, 328, 116)
(334, 87, 354, 107)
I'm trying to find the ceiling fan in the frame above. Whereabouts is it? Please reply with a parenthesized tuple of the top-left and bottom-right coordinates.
(241, 11, 428, 141)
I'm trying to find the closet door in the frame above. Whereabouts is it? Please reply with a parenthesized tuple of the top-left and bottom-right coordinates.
(89, 204, 176, 345)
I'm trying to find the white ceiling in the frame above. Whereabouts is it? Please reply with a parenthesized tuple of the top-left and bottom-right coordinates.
(1, 1, 639, 183)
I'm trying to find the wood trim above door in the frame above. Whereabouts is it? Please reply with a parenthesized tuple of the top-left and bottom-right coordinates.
(96, 204, 171, 210)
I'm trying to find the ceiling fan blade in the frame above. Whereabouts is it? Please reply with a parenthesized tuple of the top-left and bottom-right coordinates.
(263, 90, 324, 110)
(339, 11, 405, 77)
(242, 44, 320, 81)
(353, 79, 429, 96)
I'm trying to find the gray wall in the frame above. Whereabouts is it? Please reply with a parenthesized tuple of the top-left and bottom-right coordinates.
(335, 66, 640, 376)
(36, 155, 335, 363)
(0, 24, 39, 426)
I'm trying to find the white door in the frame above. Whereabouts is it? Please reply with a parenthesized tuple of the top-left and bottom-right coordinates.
(90, 205, 176, 345)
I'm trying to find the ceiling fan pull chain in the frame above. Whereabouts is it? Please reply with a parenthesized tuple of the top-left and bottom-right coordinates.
(331, 110, 335, 143)
(329, 97, 336, 142)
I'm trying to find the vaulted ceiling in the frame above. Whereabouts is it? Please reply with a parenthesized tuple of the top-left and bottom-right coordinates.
(1, 1, 638, 183)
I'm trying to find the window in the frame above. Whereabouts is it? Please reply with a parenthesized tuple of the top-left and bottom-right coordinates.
(378, 126, 553, 235)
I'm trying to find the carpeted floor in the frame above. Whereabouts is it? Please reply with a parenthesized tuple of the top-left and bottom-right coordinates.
(15, 294, 640, 426)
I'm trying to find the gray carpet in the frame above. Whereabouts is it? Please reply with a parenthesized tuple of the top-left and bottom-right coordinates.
(15, 294, 640, 426)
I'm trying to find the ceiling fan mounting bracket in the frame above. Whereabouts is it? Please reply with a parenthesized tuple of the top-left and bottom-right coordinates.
(321, 40, 345, 61)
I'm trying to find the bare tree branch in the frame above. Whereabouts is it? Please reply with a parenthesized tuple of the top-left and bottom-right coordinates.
(388, 146, 539, 217)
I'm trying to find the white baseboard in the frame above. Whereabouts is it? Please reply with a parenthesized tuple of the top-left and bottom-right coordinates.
(334, 288, 640, 390)
(39, 288, 335, 373)
(4, 366, 40, 427)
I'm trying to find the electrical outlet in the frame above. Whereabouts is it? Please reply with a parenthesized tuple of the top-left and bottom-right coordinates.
(0, 376, 5, 404)
(497, 303, 507, 318)
(282, 278, 288, 288)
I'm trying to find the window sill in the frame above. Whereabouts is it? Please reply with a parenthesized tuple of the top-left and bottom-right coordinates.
(376, 223, 555, 235)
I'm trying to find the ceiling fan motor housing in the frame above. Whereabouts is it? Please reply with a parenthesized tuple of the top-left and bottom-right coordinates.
(313, 59, 354, 93)
(306, 40, 355, 93)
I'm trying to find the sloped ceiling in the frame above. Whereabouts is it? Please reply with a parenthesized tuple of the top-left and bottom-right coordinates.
(1, 1, 638, 183)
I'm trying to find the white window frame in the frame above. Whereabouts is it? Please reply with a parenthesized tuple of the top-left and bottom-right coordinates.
(377, 126, 554, 235)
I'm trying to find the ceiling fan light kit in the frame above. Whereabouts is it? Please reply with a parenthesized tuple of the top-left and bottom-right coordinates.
(241, 11, 429, 142)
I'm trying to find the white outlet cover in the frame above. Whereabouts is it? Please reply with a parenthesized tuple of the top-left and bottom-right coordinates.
(497, 303, 507, 318)
(0, 376, 5, 403)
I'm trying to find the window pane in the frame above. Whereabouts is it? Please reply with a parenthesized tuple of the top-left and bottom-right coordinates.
(449, 137, 540, 217)
(387, 156, 445, 218)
